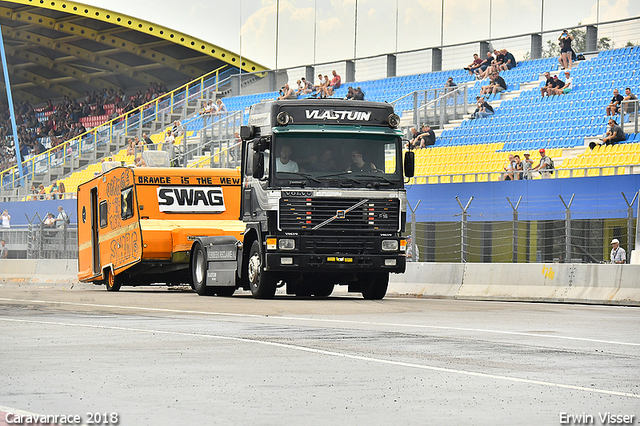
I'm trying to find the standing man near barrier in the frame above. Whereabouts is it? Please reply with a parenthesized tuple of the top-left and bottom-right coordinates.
(0, 239, 8, 259)
(406, 236, 419, 262)
(1, 209, 10, 228)
(610, 239, 626, 264)
(56, 206, 69, 229)
(532, 149, 552, 179)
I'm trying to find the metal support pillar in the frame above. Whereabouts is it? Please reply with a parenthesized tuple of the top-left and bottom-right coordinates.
(507, 196, 522, 263)
(586, 25, 598, 52)
(345, 60, 355, 83)
(386, 54, 397, 78)
(559, 194, 575, 262)
(0, 24, 24, 185)
(431, 48, 442, 72)
(530, 34, 542, 60)
(455, 196, 474, 263)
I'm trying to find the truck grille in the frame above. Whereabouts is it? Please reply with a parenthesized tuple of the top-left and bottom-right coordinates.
(303, 237, 375, 254)
(279, 197, 400, 232)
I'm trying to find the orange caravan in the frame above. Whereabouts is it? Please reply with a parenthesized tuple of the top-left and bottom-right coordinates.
(77, 161, 243, 291)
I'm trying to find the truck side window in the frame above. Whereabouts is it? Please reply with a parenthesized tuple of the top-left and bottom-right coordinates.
(121, 187, 134, 220)
(99, 201, 108, 228)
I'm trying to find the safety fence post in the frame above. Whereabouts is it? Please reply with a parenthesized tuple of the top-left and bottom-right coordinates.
(455, 196, 474, 263)
(559, 194, 575, 262)
(507, 196, 522, 263)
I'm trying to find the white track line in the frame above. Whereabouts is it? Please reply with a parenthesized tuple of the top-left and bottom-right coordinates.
(0, 297, 639, 347)
(2, 317, 639, 400)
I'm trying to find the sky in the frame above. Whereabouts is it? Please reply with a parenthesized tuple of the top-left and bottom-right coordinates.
(82, 0, 640, 70)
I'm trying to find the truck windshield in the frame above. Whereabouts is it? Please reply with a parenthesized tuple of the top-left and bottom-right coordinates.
(272, 132, 402, 188)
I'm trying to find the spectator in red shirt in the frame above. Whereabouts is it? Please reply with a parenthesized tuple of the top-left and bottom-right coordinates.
(324, 70, 341, 97)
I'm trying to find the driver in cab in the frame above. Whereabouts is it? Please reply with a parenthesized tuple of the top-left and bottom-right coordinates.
(276, 145, 299, 172)
(347, 149, 376, 173)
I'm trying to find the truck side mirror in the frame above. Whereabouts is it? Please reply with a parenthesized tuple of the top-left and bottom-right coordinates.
(252, 152, 264, 178)
(404, 151, 415, 178)
(240, 125, 254, 140)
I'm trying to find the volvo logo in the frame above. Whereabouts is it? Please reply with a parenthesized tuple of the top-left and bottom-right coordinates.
(283, 190, 313, 197)
(336, 210, 346, 219)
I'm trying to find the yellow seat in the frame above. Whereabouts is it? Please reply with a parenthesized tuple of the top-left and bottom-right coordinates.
(416, 177, 427, 184)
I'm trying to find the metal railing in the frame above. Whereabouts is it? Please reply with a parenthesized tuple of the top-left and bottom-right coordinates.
(410, 163, 640, 184)
(0, 65, 233, 191)
(392, 84, 469, 130)
(620, 99, 639, 134)
(0, 224, 77, 259)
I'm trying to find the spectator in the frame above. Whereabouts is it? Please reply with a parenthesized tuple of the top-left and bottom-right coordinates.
(200, 100, 214, 115)
(610, 238, 626, 264)
(142, 133, 153, 145)
(406, 235, 419, 262)
(276, 145, 299, 172)
(532, 148, 552, 179)
(621, 87, 638, 115)
(43, 213, 56, 228)
(0, 239, 7, 259)
(56, 206, 68, 229)
(126, 139, 135, 156)
(464, 54, 483, 75)
(606, 89, 624, 116)
(417, 124, 435, 148)
(171, 120, 184, 138)
(472, 96, 494, 119)
(301, 77, 314, 95)
(502, 153, 515, 181)
(558, 30, 575, 70)
(295, 80, 305, 97)
(164, 130, 175, 148)
(590, 119, 625, 149)
(134, 155, 147, 167)
(58, 182, 66, 199)
(406, 127, 420, 149)
(444, 77, 457, 93)
(479, 72, 506, 96)
(475, 52, 494, 80)
(325, 70, 341, 97)
(1, 209, 10, 228)
(540, 72, 554, 97)
(38, 184, 46, 200)
(215, 99, 227, 113)
(313, 73, 324, 95)
(321, 75, 331, 98)
(513, 155, 523, 180)
(353, 87, 365, 100)
(499, 49, 517, 71)
(550, 75, 565, 95)
(345, 87, 355, 100)
(278, 84, 296, 100)
(521, 153, 534, 179)
(554, 71, 572, 95)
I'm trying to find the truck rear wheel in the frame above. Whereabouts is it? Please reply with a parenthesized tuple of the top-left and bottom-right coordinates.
(360, 272, 389, 300)
(105, 269, 121, 292)
(247, 240, 277, 299)
(191, 242, 215, 296)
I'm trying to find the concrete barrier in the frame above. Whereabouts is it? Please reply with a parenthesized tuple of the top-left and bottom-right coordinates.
(0, 259, 80, 288)
(1, 259, 640, 306)
(388, 262, 640, 306)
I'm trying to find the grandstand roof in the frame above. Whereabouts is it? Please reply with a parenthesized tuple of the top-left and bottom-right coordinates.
(0, 0, 267, 104)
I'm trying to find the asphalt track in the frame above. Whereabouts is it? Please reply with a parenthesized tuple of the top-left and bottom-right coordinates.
(0, 284, 639, 426)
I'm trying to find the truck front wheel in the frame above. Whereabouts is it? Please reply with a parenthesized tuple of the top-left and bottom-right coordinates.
(191, 242, 215, 296)
(247, 240, 277, 299)
(359, 272, 389, 300)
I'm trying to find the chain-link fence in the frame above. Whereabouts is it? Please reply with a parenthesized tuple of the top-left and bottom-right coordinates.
(406, 191, 638, 263)
(0, 223, 77, 260)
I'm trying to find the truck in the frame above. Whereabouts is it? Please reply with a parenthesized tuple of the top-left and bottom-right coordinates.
(194, 99, 415, 299)
(78, 99, 415, 300)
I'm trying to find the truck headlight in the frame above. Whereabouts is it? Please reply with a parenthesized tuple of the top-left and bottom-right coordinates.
(278, 239, 296, 250)
(382, 240, 399, 251)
